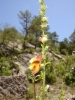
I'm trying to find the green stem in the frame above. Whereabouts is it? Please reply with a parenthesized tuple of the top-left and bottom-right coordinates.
(42, 64, 45, 100)
(33, 74, 36, 100)
(42, 30, 44, 36)
(42, 42, 46, 100)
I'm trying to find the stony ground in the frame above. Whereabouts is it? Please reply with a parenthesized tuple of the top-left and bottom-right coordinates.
(13, 52, 75, 100)
(19, 79, 75, 100)
(0, 75, 28, 100)
(0, 50, 75, 100)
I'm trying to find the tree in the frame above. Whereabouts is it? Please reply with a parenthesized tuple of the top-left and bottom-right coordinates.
(18, 10, 31, 49)
(29, 16, 42, 48)
(48, 32, 59, 49)
(69, 29, 75, 51)
(1, 28, 8, 44)
(49, 32, 58, 41)
(59, 41, 67, 54)
(0, 26, 22, 51)
(69, 29, 75, 42)
(29, 15, 50, 48)
(63, 38, 69, 45)
(30, 16, 41, 38)
(0, 29, 3, 43)
(7, 27, 19, 43)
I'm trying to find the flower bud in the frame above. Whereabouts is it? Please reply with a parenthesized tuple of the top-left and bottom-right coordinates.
(40, 5, 47, 11)
(39, 0, 44, 4)
(40, 11, 45, 16)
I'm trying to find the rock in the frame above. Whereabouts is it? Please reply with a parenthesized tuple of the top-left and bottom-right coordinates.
(0, 75, 28, 99)
(26, 43, 35, 48)
(54, 54, 62, 59)
(72, 98, 75, 100)
(49, 49, 64, 60)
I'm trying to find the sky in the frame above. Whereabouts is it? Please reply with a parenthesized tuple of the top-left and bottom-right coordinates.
(0, 0, 75, 41)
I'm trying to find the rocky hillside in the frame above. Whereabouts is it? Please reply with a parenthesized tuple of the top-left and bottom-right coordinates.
(1, 43, 75, 100)
(0, 75, 28, 100)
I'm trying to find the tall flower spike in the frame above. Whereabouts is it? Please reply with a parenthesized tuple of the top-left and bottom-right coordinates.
(39, 0, 49, 100)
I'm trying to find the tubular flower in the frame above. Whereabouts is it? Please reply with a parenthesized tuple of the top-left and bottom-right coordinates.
(39, 35, 48, 43)
(29, 54, 42, 74)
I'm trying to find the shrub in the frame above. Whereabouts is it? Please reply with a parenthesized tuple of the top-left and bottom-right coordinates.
(25, 69, 33, 83)
(9, 48, 21, 55)
(1, 69, 12, 76)
(10, 61, 20, 73)
(24, 48, 34, 54)
(55, 55, 75, 85)
(55, 61, 66, 78)
(56, 55, 75, 78)
(65, 73, 74, 85)
(45, 62, 56, 84)
(0, 49, 6, 57)
(25, 84, 34, 100)
(0, 57, 12, 76)
(64, 69, 75, 86)
(29, 48, 34, 54)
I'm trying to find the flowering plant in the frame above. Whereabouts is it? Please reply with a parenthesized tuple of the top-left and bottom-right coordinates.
(29, 0, 49, 100)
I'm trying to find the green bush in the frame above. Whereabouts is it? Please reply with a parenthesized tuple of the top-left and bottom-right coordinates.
(55, 62, 66, 77)
(24, 48, 34, 54)
(0, 49, 6, 57)
(55, 55, 75, 78)
(29, 48, 34, 54)
(55, 55, 75, 86)
(64, 69, 75, 86)
(0, 57, 12, 76)
(0, 69, 12, 76)
(45, 62, 56, 84)
(9, 48, 21, 55)
(25, 84, 34, 100)
(61, 49, 67, 55)
(10, 61, 20, 73)
(25, 69, 33, 83)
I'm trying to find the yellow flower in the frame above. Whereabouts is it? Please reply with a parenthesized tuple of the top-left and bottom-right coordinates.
(29, 54, 42, 74)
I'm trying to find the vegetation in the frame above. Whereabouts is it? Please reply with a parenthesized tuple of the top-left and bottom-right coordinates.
(0, 1, 75, 100)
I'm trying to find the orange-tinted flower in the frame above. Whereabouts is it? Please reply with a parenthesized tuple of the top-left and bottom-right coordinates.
(36, 54, 42, 61)
(39, 35, 48, 43)
(29, 54, 42, 74)
(40, 23, 48, 28)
